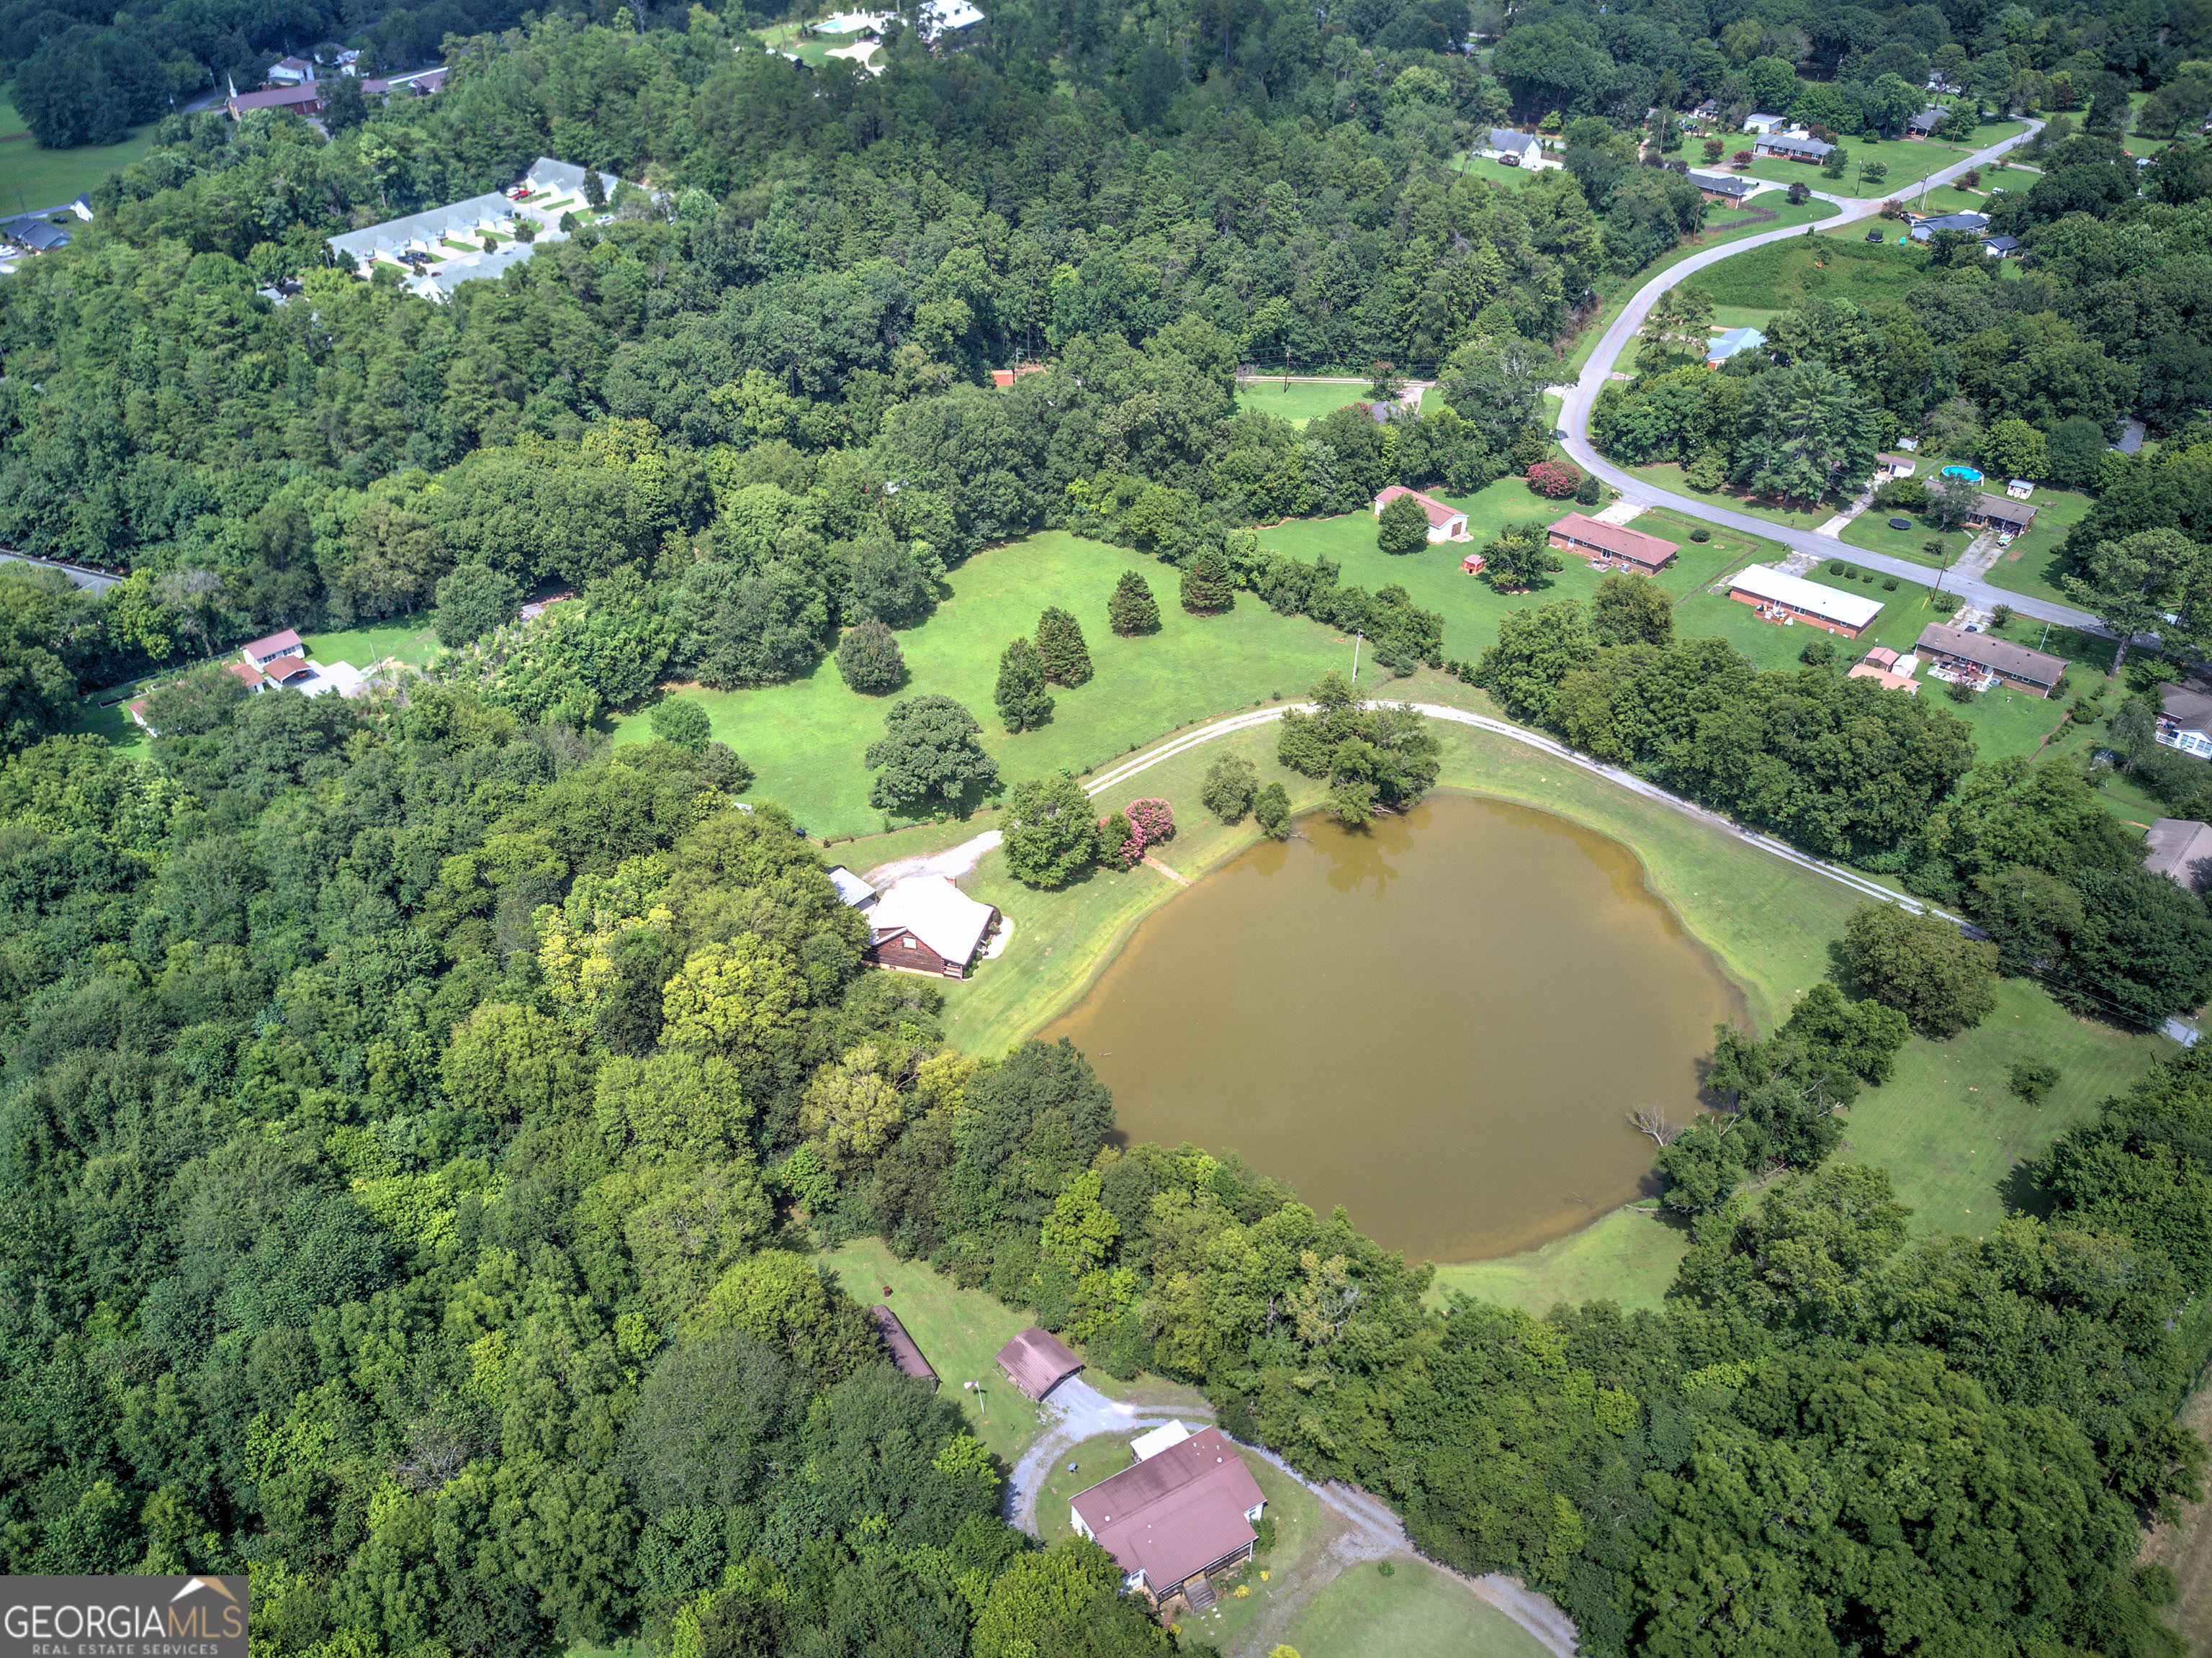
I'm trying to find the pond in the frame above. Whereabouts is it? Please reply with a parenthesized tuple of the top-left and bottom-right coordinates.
(1045, 793, 1745, 1262)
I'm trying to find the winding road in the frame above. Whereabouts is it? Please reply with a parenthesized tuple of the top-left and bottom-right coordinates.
(1555, 120, 2110, 632)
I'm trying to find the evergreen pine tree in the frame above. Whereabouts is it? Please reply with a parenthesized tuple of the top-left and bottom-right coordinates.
(1107, 569, 1161, 635)
(1179, 550, 1237, 615)
(1033, 605, 1093, 685)
(994, 636, 1054, 731)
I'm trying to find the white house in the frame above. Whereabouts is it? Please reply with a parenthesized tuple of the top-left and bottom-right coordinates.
(1482, 127, 1544, 166)
(1373, 485, 1470, 542)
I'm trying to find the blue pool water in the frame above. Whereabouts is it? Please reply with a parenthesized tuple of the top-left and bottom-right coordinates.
(1942, 465, 1983, 483)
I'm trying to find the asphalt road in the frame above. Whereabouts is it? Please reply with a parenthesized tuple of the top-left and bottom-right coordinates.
(0, 550, 122, 593)
(1554, 120, 2113, 634)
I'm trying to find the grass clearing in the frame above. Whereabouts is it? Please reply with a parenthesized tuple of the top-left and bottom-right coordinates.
(1835, 508, 1966, 567)
(302, 616, 444, 670)
(612, 531, 1374, 839)
(1277, 1559, 1554, 1658)
(819, 1235, 1047, 1463)
(1431, 1206, 1689, 1315)
(1233, 379, 1375, 428)
(1737, 134, 1982, 199)
(1452, 151, 1553, 191)
(1694, 234, 1931, 309)
(0, 96, 157, 212)
(1840, 976, 2170, 1240)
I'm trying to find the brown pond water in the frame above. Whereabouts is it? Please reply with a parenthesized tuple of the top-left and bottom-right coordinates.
(1045, 793, 1745, 1263)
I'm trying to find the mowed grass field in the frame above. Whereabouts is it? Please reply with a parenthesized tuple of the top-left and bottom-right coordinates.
(0, 95, 158, 211)
(1279, 1561, 1555, 1658)
(613, 531, 1367, 838)
(1982, 485, 2098, 608)
(1233, 379, 1377, 428)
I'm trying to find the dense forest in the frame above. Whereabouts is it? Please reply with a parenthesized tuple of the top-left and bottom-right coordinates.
(7, 0, 2212, 1651)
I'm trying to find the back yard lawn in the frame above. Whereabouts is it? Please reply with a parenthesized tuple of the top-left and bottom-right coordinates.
(1982, 485, 2096, 609)
(1452, 152, 1552, 190)
(1276, 1561, 1558, 1658)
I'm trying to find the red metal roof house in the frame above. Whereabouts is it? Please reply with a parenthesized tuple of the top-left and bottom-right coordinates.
(1069, 1426, 1268, 1605)
(1547, 512, 1679, 573)
(1371, 485, 1469, 543)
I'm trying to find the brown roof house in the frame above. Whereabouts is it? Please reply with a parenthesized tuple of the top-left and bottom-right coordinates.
(1915, 623, 2069, 698)
(1964, 493, 2038, 536)
(995, 1326, 1082, 1400)
(866, 875, 998, 978)
(1069, 1424, 1268, 1605)
(2146, 821, 2212, 894)
(1547, 511, 1678, 574)
(871, 1305, 938, 1389)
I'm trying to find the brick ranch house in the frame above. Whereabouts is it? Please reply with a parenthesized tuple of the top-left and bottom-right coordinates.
(1547, 512, 1679, 575)
(1915, 623, 2069, 697)
(1725, 564, 1885, 639)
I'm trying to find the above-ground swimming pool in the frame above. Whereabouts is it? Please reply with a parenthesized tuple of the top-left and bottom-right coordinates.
(1942, 465, 1983, 483)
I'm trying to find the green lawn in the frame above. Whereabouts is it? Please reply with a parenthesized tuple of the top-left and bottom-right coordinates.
(1431, 1206, 1689, 1315)
(615, 531, 1372, 839)
(0, 95, 157, 212)
(819, 1235, 1047, 1464)
(302, 616, 444, 670)
(1233, 379, 1375, 428)
(1624, 461, 1840, 531)
(1694, 235, 1931, 309)
(1452, 152, 1555, 191)
(1842, 976, 2170, 1238)
(1982, 485, 2096, 610)
(1560, 199, 1841, 376)
(1836, 510, 1968, 567)
(817, 1235, 1207, 1463)
(749, 20, 880, 69)
(1737, 131, 1997, 199)
(1035, 1433, 1137, 1542)
(1255, 484, 1779, 665)
(1277, 1560, 1554, 1658)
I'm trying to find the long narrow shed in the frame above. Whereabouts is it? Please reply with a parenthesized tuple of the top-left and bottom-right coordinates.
(871, 1305, 938, 1389)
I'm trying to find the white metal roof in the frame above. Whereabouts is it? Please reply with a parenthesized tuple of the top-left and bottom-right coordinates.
(1727, 564, 1886, 629)
(827, 865, 877, 907)
(871, 875, 993, 963)
(1132, 1421, 1193, 1461)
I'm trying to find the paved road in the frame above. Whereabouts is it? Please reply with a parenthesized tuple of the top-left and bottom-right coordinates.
(1555, 121, 2110, 633)
(0, 550, 122, 593)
